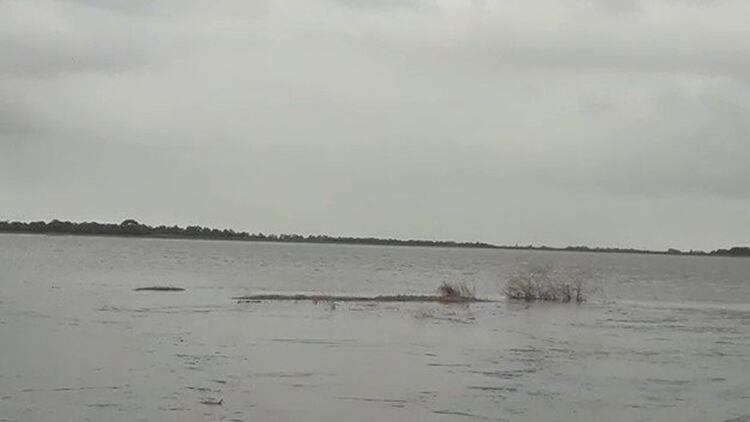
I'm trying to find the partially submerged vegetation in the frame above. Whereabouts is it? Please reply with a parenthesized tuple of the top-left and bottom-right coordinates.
(235, 281, 481, 304)
(436, 281, 476, 301)
(504, 266, 586, 303)
(134, 286, 185, 292)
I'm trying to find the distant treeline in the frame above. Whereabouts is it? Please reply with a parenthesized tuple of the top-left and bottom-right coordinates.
(0, 219, 748, 257)
(0, 219, 494, 248)
(510, 245, 750, 257)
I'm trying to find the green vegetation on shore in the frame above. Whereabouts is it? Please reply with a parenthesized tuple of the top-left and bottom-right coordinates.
(1, 219, 748, 257)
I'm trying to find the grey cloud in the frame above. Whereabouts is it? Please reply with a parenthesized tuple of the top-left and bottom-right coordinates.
(0, 97, 38, 137)
(59, 0, 175, 14)
(596, 0, 641, 14)
(2, 0, 750, 250)
(0, 1, 181, 76)
(329, 0, 435, 12)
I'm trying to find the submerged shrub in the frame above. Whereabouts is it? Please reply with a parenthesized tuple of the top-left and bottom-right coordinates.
(504, 266, 586, 303)
(437, 281, 476, 301)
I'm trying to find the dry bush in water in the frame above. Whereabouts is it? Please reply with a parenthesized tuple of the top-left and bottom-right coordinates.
(504, 266, 586, 303)
(437, 281, 476, 301)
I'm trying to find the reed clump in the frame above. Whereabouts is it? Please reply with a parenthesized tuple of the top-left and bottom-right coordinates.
(437, 281, 476, 301)
(504, 266, 585, 303)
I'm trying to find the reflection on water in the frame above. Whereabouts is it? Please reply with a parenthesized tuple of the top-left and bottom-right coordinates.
(0, 234, 748, 421)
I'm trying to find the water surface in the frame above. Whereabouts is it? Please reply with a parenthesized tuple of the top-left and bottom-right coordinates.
(0, 234, 748, 421)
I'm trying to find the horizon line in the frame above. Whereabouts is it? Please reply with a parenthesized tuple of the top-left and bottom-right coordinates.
(1, 218, 748, 257)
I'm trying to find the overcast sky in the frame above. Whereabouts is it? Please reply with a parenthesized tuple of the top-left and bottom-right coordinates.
(2, 0, 750, 250)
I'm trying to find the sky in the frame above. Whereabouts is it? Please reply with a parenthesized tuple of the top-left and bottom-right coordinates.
(2, 0, 750, 251)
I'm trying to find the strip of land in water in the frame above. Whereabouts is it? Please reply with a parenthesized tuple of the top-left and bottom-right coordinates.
(134, 286, 186, 292)
(1, 219, 748, 257)
(234, 294, 491, 303)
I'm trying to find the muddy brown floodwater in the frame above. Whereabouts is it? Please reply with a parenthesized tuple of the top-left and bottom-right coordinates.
(1, 234, 749, 421)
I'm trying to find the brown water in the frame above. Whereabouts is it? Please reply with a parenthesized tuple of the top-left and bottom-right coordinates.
(1, 234, 748, 421)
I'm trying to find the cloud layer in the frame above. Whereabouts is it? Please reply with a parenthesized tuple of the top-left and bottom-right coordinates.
(2, 0, 750, 249)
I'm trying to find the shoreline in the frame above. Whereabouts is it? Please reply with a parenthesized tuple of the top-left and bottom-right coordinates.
(0, 230, 746, 258)
(1, 219, 748, 258)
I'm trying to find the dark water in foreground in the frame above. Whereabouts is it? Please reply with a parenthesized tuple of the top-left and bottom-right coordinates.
(0, 234, 748, 421)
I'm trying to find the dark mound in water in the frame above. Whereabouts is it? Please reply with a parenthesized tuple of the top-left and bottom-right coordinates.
(134, 286, 186, 292)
